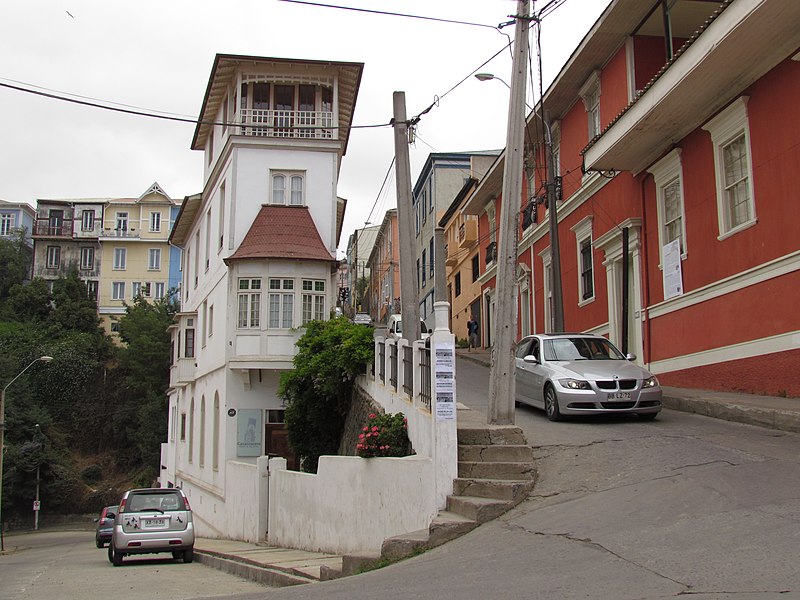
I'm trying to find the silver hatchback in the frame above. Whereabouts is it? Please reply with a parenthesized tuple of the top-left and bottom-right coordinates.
(108, 488, 194, 566)
(514, 333, 662, 421)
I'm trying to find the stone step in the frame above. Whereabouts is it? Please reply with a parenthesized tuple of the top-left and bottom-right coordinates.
(340, 553, 382, 577)
(427, 510, 479, 547)
(453, 477, 535, 503)
(457, 444, 535, 462)
(380, 528, 430, 562)
(458, 461, 537, 480)
(446, 495, 512, 524)
(457, 425, 527, 446)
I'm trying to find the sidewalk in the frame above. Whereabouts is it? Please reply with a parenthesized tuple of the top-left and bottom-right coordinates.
(193, 538, 351, 587)
(455, 347, 800, 434)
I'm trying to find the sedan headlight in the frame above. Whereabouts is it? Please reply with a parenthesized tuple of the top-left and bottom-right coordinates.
(559, 378, 591, 390)
(642, 376, 659, 388)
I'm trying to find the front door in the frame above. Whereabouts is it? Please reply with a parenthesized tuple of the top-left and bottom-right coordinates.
(265, 409, 298, 470)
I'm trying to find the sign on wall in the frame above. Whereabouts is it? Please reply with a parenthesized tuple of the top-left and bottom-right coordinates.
(434, 342, 456, 421)
(662, 239, 684, 301)
(236, 409, 263, 457)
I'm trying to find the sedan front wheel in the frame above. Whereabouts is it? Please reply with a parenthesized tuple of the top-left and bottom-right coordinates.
(544, 385, 562, 422)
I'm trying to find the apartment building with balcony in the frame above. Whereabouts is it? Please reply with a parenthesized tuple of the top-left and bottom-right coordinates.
(161, 54, 363, 538)
(366, 209, 399, 324)
(98, 183, 181, 335)
(461, 0, 800, 397)
(31, 197, 107, 302)
(411, 151, 498, 326)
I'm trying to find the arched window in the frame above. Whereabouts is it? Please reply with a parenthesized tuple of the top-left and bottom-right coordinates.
(212, 392, 220, 470)
(188, 398, 195, 463)
(272, 174, 286, 204)
(199, 396, 206, 468)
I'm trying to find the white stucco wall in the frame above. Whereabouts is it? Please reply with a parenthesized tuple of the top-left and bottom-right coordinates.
(268, 454, 436, 555)
(232, 147, 337, 251)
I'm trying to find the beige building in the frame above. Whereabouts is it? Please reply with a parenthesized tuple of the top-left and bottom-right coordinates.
(97, 183, 180, 335)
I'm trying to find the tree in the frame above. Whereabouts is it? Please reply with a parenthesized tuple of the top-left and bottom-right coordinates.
(0, 233, 31, 302)
(110, 295, 178, 478)
(279, 318, 374, 473)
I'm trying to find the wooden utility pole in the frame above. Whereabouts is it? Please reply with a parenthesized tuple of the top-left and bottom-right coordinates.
(488, 0, 530, 425)
(392, 92, 421, 341)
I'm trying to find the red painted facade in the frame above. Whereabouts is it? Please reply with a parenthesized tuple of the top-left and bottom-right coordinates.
(462, 0, 800, 398)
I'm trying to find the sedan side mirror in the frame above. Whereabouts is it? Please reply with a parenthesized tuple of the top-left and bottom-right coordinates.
(523, 355, 539, 364)
(625, 353, 637, 361)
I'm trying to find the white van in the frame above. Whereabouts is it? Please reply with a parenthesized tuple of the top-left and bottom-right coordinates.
(386, 314, 430, 341)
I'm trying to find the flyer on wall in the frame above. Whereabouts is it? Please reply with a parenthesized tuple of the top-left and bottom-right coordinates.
(434, 342, 456, 421)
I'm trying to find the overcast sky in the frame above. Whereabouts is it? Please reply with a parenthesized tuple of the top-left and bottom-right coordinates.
(0, 0, 608, 256)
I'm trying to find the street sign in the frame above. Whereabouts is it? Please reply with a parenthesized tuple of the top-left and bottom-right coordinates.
(33, 500, 41, 511)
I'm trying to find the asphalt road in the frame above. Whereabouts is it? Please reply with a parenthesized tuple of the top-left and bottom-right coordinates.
(3, 359, 798, 599)
(0, 528, 267, 600)
(264, 357, 800, 599)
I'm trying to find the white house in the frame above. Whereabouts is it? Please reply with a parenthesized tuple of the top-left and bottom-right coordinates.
(161, 54, 363, 540)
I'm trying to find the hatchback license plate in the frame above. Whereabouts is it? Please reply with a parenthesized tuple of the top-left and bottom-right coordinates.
(608, 392, 631, 400)
(143, 518, 167, 528)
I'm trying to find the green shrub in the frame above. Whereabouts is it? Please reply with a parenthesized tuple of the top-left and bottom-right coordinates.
(279, 317, 374, 473)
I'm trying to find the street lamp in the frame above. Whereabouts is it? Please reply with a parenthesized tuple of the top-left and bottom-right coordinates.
(475, 72, 511, 88)
(0, 355, 52, 549)
(475, 73, 534, 110)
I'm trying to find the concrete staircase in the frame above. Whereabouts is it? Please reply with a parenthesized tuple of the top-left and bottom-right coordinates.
(346, 417, 536, 572)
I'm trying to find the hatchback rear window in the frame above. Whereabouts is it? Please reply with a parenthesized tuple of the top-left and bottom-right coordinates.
(124, 491, 186, 512)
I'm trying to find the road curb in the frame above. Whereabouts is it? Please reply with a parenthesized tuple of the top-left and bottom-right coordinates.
(661, 395, 800, 433)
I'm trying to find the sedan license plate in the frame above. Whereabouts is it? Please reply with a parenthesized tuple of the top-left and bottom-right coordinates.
(608, 392, 631, 401)
(143, 518, 167, 528)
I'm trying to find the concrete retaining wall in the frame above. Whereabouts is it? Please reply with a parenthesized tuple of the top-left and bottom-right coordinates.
(267, 454, 436, 555)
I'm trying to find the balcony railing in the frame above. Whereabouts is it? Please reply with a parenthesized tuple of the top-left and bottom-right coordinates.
(101, 228, 139, 239)
(33, 221, 71, 237)
(237, 109, 335, 140)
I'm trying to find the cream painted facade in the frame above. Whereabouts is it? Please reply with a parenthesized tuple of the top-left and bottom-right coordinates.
(97, 184, 179, 336)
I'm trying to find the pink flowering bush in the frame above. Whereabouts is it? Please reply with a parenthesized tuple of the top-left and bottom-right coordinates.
(356, 412, 412, 458)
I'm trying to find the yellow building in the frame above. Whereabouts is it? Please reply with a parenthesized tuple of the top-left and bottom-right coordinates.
(97, 183, 180, 337)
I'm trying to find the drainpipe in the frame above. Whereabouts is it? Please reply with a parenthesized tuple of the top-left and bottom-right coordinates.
(639, 174, 652, 367)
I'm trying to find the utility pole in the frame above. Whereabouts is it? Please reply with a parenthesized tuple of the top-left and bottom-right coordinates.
(488, 0, 530, 425)
(545, 111, 565, 332)
(392, 92, 421, 341)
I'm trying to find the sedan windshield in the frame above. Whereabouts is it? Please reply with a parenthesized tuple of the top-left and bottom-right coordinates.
(543, 337, 625, 361)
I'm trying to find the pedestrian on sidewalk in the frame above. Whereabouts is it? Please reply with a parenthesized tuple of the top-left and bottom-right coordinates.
(467, 317, 479, 352)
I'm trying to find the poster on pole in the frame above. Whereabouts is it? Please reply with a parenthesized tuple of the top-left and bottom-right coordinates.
(662, 239, 684, 300)
(434, 342, 456, 421)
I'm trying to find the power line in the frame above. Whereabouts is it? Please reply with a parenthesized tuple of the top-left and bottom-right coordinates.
(276, 0, 502, 30)
(0, 79, 393, 130)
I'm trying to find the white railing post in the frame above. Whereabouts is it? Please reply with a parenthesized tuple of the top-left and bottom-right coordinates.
(256, 455, 270, 542)
(266, 456, 287, 544)
(429, 301, 457, 509)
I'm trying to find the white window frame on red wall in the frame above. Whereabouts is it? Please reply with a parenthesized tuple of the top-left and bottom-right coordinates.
(702, 97, 756, 240)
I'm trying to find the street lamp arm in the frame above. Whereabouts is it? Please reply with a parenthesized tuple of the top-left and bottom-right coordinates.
(2, 356, 53, 394)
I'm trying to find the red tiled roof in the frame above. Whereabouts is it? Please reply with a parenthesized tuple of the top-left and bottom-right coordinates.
(226, 205, 334, 263)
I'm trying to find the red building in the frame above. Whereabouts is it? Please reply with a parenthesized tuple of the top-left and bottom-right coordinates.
(462, 0, 800, 397)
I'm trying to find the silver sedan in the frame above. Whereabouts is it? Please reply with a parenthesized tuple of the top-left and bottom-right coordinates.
(514, 333, 662, 421)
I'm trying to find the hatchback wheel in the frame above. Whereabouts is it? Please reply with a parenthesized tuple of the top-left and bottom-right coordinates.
(183, 547, 194, 563)
(544, 385, 562, 422)
(109, 541, 123, 566)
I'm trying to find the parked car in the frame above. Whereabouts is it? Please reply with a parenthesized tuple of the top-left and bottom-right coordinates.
(386, 314, 430, 340)
(94, 505, 118, 548)
(108, 488, 194, 566)
(352, 312, 372, 325)
(514, 333, 662, 421)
